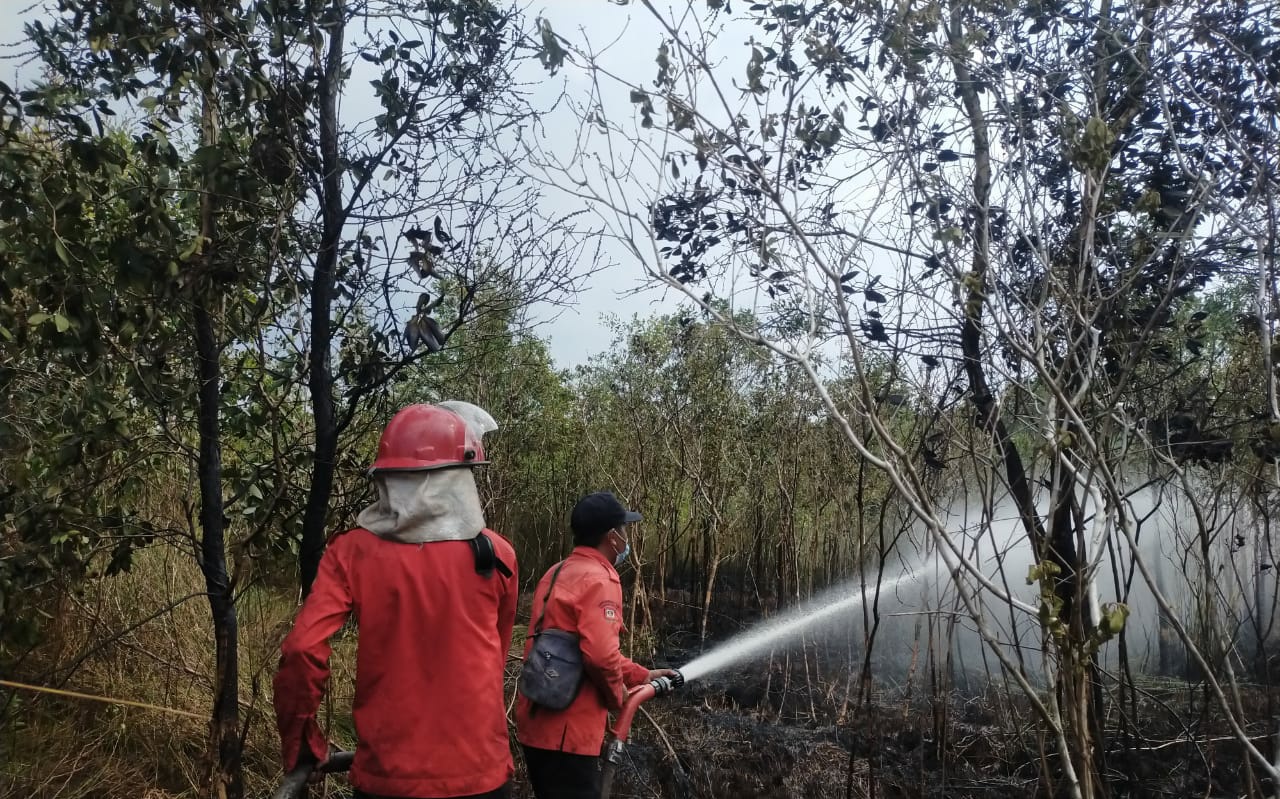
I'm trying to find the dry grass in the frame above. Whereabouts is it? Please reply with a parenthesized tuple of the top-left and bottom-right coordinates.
(0, 537, 560, 799)
(1, 542, 898, 799)
(0, 543, 360, 799)
(7, 539, 1276, 799)
(0, 540, 879, 799)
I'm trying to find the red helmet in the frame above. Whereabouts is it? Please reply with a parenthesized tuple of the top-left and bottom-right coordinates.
(369, 404, 489, 472)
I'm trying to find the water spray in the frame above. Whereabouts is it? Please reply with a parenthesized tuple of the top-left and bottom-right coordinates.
(676, 571, 917, 683)
(600, 670, 684, 799)
(597, 578, 920, 795)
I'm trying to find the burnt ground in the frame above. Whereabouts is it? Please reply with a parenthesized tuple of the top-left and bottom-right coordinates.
(310, 591, 1280, 799)
(297, 655, 1276, 799)
(561, 668, 1039, 799)
(303, 670, 1271, 799)
(590, 587, 1280, 799)
(513, 665, 1277, 799)
(505, 599, 1280, 799)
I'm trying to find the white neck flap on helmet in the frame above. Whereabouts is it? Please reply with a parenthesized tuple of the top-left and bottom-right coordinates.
(357, 400, 497, 544)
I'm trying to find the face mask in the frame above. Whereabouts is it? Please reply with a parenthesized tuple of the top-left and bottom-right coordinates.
(613, 531, 631, 566)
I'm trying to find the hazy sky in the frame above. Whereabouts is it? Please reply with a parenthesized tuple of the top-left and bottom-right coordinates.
(0, 2, 690, 369)
(510, 4, 689, 367)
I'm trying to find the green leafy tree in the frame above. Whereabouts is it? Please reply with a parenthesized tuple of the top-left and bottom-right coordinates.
(2, 0, 579, 794)
(528, 0, 1280, 794)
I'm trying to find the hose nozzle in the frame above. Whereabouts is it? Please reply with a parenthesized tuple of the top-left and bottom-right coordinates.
(650, 669, 684, 696)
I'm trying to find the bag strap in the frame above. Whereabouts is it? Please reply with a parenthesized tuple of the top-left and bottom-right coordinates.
(532, 559, 570, 635)
(469, 531, 513, 579)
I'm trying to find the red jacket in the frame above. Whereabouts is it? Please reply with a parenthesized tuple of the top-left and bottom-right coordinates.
(515, 546, 650, 756)
(273, 528, 518, 798)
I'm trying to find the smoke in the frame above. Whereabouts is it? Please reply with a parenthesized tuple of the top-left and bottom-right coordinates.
(874, 483, 1277, 686)
(681, 482, 1280, 689)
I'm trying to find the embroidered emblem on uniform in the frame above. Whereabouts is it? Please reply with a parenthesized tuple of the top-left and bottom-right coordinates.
(599, 600, 620, 621)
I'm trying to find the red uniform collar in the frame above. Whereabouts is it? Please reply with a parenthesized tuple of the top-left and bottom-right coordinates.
(570, 544, 618, 575)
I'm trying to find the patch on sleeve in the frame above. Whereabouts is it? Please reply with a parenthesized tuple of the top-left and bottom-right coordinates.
(599, 600, 621, 623)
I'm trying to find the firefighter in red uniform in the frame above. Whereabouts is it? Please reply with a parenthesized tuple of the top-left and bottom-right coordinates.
(273, 402, 518, 799)
(515, 491, 675, 799)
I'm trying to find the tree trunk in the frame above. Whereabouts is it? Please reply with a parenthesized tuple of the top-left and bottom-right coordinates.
(195, 302, 242, 799)
(195, 37, 240, 795)
(946, 5, 1099, 795)
(300, 0, 347, 597)
(700, 520, 721, 645)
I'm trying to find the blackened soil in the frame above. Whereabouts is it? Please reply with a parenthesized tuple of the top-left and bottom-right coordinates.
(587, 695, 1035, 799)
(508, 662, 1274, 799)
(501, 593, 1275, 799)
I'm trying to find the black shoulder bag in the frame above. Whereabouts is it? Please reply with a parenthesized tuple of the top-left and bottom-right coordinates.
(517, 560, 584, 710)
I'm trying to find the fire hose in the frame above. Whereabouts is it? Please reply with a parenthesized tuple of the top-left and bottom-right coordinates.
(271, 750, 355, 799)
(600, 670, 684, 799)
